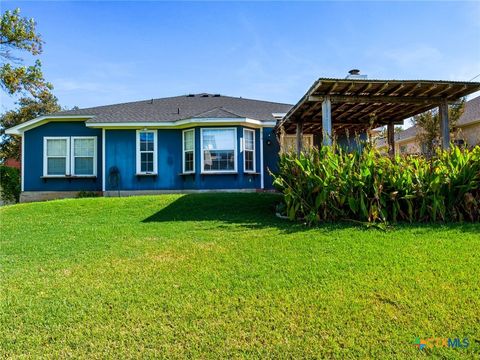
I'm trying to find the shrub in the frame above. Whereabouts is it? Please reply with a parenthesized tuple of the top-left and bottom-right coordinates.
(0, 165, 21, 203)
(272, 145, 480, 225)
(76, 191, 100, 198)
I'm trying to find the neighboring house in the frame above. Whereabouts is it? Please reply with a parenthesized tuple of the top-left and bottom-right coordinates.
(377, 95, 480, 154)
(3, 158, 21, 169)
(6, 94, 293, 202)
(377, 126, 424, 155)
(455, 95, 480, 146)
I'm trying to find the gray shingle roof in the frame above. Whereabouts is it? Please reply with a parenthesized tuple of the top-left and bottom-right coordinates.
(457, 96, 480, 126)
(377, 126, 420, 147)
(51, 94, 293, 123)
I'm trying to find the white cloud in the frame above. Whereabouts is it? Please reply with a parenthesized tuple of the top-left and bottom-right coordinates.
(383, 45, 443, 68)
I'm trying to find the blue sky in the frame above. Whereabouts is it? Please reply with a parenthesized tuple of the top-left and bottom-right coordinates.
(2, 1, 480, 113)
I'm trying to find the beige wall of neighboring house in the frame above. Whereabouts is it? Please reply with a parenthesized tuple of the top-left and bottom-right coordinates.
(376, 95, 480, 154)
(456, 121, 480, 147)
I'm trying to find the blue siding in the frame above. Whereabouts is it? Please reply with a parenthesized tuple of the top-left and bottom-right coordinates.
(105, 126, 265, 191)
(24, 122, 279, 192)
(24, 122, 102, 191)
(263, 127, 279, 189)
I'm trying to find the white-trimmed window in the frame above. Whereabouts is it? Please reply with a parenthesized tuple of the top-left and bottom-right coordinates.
(136, 130, 157, 174)
(182, 129, 195, 173)
(243, 128, 255, 173)
(72, 137, 97, 176)
(44, 137, 70, 176)
(43, 136, 97, 177)
(201, 128, 237, 173)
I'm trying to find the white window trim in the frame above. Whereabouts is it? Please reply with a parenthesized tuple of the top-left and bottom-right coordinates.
(200, 127, 237, 174)
(136, 129, 158, 175)
(43, 136, 98, 177)
(43, 137, 71, 177)
(71, 136, 97, 176)
(243, 128, 256, 173)
(182, 129, 195, 174)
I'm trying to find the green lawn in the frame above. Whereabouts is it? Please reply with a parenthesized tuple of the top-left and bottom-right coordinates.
(1, 193, 479, 358)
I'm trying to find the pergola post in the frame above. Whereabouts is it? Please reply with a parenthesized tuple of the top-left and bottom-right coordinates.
(387, 121, 395, 156)
(439, 100, 450, 150)
(322, 95, 332, 146)
(296, 120, 303, 155)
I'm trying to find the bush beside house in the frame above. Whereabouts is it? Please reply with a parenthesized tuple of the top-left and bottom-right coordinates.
(0, 165, 21, 204)
(273, 145, 480, 224)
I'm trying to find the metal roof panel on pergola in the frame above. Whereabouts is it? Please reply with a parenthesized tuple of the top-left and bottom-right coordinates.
(277, 78, 480, 135)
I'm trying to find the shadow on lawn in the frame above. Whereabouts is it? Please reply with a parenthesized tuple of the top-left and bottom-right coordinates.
(141, 193, 313, 233)
(142, 193, 480, 234)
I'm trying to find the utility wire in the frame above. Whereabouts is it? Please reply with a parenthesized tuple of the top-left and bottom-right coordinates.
(469, 73, 480, 81)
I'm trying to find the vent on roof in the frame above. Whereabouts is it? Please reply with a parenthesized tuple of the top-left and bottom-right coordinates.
(187, 94, 195, 97)
(201, 94, 209, 97)
(346, 69, 367, 80)
(213, 94, 220, 97)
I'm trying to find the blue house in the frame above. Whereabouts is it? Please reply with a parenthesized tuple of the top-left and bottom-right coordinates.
(9, 76, 478, 202)
(6, 94, 293, 201)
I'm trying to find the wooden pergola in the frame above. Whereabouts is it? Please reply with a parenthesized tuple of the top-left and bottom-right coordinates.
(276, 78, 480, 155)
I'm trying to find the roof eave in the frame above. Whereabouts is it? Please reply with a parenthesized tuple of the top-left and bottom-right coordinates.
(4, 115, 94, 135)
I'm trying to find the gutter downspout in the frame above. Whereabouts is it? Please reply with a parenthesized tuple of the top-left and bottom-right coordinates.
(260, 127, 264, 190)
(102, 129, 106, 192)
(21, 134, 24, 192)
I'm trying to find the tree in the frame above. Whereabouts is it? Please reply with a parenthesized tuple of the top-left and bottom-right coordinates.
(0, 90, 61, 161)
(1, 8, 62, 162)
(1, 8, 52, 97)
(412, 99, 465, 156)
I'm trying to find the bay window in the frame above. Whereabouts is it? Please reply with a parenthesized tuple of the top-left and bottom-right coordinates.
(136, 130, 157, 174)
(243, 129, 255, 173)
(201, 128, 237, 172)
(182, 129, 195, 173)
(43, 136, 97, 177)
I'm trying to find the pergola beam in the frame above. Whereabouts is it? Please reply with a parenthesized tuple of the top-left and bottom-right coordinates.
(308, 95, 455, 105)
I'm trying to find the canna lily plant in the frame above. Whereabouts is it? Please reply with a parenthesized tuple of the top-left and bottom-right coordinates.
(272, 144, 480, 225)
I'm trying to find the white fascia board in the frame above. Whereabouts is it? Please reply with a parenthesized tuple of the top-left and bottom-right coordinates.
(86, 118, 277, 129)
(4, 115, 277, 134)
(5, 115, 93, 135)
(272, 113, 287, 119)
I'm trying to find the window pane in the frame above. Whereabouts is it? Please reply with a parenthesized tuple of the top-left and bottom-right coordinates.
(244, 131, 254, 151)
(202, 129, 235, 150)
(141, 152, 154, 172)
(184, 151, 194, 172)
(140, 132, 154, 142)
(140, 132, 154, 151)
(245, 150, 254, 171)
(74, 157, 94, 175)
(184, 130, 194, 151)
(47, 158, 66, 175)
(47, 139, 67, 156)
(204, 150, 234, 171)
(74, 138, 94, 157)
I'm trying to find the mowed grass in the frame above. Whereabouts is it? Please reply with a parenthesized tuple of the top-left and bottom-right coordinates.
(1, 193, 479, 359)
